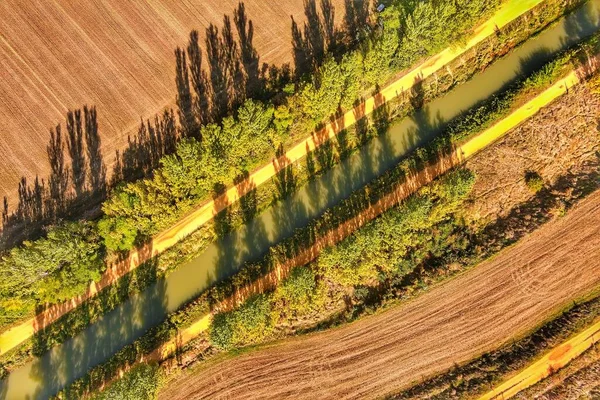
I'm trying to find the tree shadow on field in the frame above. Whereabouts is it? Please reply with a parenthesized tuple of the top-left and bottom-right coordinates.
(0, 102, 180, 251)
(344, 0, 371, 45)
(291, 0, 338, 79)
(292, 0, 373, 79)
(174, 2, 292, 137)
(112, 109, 178, 184)
(0, 106, 108, 251)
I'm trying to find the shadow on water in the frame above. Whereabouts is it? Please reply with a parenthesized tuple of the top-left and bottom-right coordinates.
(2, 2, 600, 398)
(0, 259, 168, 400)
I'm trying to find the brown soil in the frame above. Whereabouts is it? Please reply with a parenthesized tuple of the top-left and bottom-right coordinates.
(516, 346, 600, 399)
(465, 84, 600, 224)
(159, 189, 600, 400)
(158, 84, 600, 400)
(0, 0, 345, 208)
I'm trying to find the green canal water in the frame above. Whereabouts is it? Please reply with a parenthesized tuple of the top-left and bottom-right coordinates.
(2, 1, 600, 397)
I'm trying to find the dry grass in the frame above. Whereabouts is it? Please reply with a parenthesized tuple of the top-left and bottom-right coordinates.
(465, 84, 600, 223)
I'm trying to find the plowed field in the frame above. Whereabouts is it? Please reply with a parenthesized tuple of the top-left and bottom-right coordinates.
(0, 0, 344, 207)
(160, 189, 600, 400)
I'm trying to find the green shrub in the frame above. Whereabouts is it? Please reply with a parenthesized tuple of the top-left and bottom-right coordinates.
(0, 221, 104, 316)
(209, 294, 274, 350)
(272, 266, 321, 321)
(317, 169, 475, 288)
(522, 51, 573, 92)
(92, 363, 163, 400)
(97, 216, 138, 252)
(525, 171, 545, 193)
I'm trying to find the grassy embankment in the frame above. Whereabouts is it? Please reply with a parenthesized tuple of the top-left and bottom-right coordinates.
(1, 0, 574, 379)
(57, 25, 600, 400)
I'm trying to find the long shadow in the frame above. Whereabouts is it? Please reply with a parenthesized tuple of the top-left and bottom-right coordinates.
(0, 106, 108, 252)
(3, 3, 600, 397)
(113, 109, 178, 184)
(1, 104, 177, 251)
(174, 47, 199, 138)
(292, 0, 373, 78)
(344, 0, 371, 45)
(0, 254, 168, 400)
(177, 2, 284, 132)
(66, 110, 86, 198)
(291, 0, 340, 78)
(235, 3, 263, 100)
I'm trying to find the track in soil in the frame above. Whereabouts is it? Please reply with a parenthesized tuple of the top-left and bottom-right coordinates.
(160, 190, 600, 400)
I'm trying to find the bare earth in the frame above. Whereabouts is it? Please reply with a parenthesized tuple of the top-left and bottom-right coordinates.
(160, 187, 600, 400)
(0, 0, 344, 207)
(466, 84, 600, 223)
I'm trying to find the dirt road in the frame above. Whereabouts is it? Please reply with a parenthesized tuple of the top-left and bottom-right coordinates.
(479, 317, 600, 399)
(160, 189, 600, 400)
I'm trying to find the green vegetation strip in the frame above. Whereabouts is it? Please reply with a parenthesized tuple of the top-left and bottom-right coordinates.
(0, 0, 501, 328)
(0, 0, 577, 379)
(53, 30, 596, 399)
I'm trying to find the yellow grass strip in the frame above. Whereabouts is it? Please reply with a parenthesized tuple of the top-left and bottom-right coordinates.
(459, 71, 580, 160)
(150, 69, 580, 364)
(478, 318, 600, 400)
(0, 0, 545, 357)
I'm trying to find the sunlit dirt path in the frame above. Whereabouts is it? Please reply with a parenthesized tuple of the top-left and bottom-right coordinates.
(0, 0, 545, 358)
(479, 318, 600, 400)
(159, 182, 600, 400)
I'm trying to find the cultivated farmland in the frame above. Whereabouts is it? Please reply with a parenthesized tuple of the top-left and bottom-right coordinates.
(0, 0, 345, 216)
(159, 180, 600, 400)
(158, 84, 600, 399)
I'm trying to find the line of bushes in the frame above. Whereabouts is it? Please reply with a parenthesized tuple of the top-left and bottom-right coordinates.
(0, 0, 584, 383)
(209, 168, 475, 350)
(91, 363, 163, 400)
(51, 34, 593, 398)
(99, 0, 499, 251)
(206, 36, 600, 357)
(0, 0, 500, 329)
(2, 0, 581, 338)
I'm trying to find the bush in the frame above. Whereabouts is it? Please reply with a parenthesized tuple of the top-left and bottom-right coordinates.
(209, 294, 274, 350)
(272, 266, 321, 321)
(525, 171, 545, 193)
(317, 169, 475, 288)
(0, 221, 104, 316)
(97, 216, 138, 252)
(92, 363, 163, 400)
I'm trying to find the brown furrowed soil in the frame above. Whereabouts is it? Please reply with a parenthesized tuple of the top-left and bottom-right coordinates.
(160, 189, 600, 400)
(158, 86, 600, 400)
(0, 0, 344, 208)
